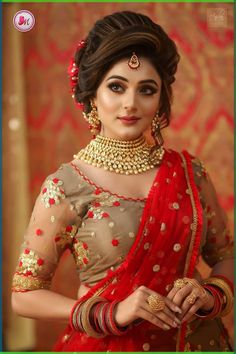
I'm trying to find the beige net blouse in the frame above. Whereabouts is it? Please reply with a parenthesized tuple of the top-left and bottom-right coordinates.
(12, 155, 233, 292)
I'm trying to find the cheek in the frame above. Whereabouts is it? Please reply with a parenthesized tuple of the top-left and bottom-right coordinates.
(97, 91, 119, 114)
(141, 99, 159, 118)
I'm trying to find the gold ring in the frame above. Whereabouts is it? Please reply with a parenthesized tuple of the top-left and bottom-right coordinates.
(174, 279, 187, 289)
(184, 278, 208, 301)
(186, 293, 197, 305)
(147, 294, 165, 312)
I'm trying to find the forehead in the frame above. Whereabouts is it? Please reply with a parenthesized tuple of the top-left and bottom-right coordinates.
(102, 57, 161, 83)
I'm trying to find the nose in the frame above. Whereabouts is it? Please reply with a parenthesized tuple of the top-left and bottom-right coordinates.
(122, 90, 137, 112)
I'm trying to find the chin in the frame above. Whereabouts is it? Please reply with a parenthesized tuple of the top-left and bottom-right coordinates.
(100, 126, 145, 141)
(116, 127, 145, 141)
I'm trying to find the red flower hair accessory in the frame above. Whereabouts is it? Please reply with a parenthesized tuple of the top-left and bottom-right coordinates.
(68, 39, 86, 110)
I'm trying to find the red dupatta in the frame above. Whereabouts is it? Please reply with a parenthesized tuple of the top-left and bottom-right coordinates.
(54, 149, 203, 352)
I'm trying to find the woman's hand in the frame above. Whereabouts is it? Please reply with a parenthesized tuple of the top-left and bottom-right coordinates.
(114, 285, 182, 330)
(167, 278, 214, 323)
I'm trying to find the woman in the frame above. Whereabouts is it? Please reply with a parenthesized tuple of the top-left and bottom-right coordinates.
(12, 11, 234, 352)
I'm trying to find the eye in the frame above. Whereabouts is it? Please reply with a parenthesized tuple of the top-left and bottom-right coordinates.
(107, 82, 124, 93)
(140, 86, 158, 95)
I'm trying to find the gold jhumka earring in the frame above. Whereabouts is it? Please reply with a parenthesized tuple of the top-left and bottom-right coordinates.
(83, 101, 101, 136)
(151, 112, 164, 148)
(128, 52, 140, 69)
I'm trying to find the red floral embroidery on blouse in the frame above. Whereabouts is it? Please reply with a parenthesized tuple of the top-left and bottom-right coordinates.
(112, 239, 119, 246)
(95, 188, 102, 195)
(54, 225, 77, 249)
(49, 198, 55, 205)
(16, 249, 45, 276)
(41, 178, 65, 208)
(37, 259, 44, 266)
(102, 212, 109, 218)
(83, 257, 89, 265)
(36, 229, 43, 236)
(88, 211, 94, 218)
(66, 225, 73, 232)
(83, 242, 88, 250)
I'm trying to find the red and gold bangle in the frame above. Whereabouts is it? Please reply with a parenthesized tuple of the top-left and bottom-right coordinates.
(203, 276, 234, 317)
(212, 274, 234, 294)
(93, 301, 105, 334)
(70, 300, 85, 331)
(80, 297, 107, 338)
(70, 297, 130, 337)
(99, 302, 111, 335)
(195, 285, 223, 319)
(106, 300, 129, 335)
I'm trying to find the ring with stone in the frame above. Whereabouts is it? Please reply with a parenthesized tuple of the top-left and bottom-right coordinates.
(174, 279, 187, 289)
(186, 293, 197, 305)
(147, 294, 165, 312)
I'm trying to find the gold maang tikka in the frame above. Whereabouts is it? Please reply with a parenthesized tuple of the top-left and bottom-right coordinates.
(128, 52, 140, 69)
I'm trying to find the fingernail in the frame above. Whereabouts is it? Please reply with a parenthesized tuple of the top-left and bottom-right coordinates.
(175, 307, 182, 314)
(172, 321, 178, 328)
(175, 318, 181, 325)
(163, 324, 171, 331)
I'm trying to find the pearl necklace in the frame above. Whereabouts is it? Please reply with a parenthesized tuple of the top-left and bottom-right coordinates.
(73, 135, 164, 175)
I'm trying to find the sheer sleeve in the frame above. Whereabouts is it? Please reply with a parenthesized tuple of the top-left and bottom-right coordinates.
(12, 172, 82, 292)
(192, 157, 234, 267)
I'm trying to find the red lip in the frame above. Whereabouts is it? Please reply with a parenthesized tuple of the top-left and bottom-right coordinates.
(118, 116, 140, 121)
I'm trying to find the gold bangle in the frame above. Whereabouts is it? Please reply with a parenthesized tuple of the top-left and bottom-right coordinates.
(81, 296, 107, 338)
(203, 277, 234, 317)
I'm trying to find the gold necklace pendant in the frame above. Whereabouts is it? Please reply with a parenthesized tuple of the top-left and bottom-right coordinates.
(74, 135, 164, 175)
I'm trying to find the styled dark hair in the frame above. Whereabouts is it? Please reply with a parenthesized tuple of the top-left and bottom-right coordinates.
(74, 11, 180, 129)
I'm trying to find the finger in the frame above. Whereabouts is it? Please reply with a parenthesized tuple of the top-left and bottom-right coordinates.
(137, 307, 171, 331)
(166, 286, 179, 301)
(180, 292, 198, 319)
(172, 285, 192, 307)
(182, 298, 202, 323)
(163, 305, 182, 323)
(164, 297, 182, 314)
(143, 302, 181, 328)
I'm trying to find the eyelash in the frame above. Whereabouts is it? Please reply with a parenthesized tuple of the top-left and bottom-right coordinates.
(107, 82, 157, 96)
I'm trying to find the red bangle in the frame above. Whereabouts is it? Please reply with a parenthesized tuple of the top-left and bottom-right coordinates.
(93, 301, 104, 334)
(107, 301, 129, 335)
(195, 285, 223, 319)
(70, 300, 84, 331)
(98, 302, 110, 335)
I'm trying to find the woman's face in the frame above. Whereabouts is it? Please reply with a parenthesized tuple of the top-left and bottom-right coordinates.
(93, 57, 162, 141)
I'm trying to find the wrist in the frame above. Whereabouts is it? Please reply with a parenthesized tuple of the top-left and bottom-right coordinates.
(200, 292, 214, 312)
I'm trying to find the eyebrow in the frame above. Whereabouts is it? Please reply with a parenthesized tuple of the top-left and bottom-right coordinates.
(106, 75, 159, 87)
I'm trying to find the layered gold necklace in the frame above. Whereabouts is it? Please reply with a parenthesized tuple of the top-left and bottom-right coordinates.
(73, 135, 165, 175)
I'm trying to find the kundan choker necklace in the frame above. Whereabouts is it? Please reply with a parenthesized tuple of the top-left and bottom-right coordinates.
(73, 135, 165, 175)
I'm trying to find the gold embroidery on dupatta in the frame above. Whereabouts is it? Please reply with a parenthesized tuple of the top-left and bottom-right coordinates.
(176, 153, 199, 352)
